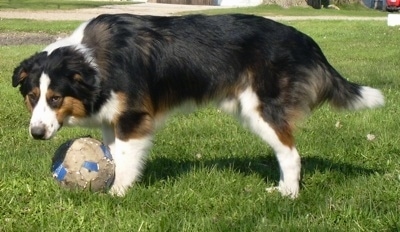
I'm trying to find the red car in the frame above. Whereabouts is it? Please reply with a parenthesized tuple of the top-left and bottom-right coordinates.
(387, 0, 400, 11)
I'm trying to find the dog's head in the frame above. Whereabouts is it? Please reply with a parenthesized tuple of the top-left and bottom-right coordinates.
(12, 47, 99, 140)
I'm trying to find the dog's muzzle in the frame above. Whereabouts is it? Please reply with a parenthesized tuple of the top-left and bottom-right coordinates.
(30, 125, 47, 140)
(29, 121, 60, 140)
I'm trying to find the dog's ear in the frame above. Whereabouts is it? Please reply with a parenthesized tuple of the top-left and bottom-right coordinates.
(70, 67, 99, 88)
(48, 47, 99, 89)
(12, 52, 48, 87)
(12, 65, 29, 87)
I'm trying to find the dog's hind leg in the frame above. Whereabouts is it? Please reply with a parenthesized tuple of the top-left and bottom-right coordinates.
(238, 88, 301, 198)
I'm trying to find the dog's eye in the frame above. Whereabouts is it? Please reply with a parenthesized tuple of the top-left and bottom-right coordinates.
(51, 96, 62, 103)
(27, 93, 38, 107)
(48, 95, 63, 108)
(27, 93, 36, 101)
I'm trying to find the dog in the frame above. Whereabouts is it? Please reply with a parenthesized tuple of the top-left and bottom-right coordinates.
(12, 13, 384, 198)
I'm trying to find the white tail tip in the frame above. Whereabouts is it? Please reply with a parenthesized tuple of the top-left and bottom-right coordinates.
(352, 86, 385, 110)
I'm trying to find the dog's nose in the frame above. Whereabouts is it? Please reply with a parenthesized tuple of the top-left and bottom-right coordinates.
(30, 126, 46, 140)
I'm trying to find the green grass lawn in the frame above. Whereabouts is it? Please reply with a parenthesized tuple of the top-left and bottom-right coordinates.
(0, 19, 81, 33)
(0, 17, 399, 231)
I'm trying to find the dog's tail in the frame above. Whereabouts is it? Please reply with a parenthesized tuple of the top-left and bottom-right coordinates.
(325, 65, 384, 111)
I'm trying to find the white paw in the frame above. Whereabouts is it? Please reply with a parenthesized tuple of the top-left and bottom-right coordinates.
(266, 181, 299, 199)
(109, 185, 127, 197)
(266, 186, 279, 193)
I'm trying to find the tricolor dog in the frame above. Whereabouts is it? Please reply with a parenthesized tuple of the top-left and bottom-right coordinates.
(12, 14, 384, 198)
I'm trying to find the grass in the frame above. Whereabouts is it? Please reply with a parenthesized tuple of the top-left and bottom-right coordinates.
(0, 19, 81, 34)
(1, 17, 400, 231)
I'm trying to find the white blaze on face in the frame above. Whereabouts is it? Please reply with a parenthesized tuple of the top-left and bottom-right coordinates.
(29, 73, 61, 139)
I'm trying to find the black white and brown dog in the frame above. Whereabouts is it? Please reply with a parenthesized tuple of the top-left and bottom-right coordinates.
(12, 13, 384, 198)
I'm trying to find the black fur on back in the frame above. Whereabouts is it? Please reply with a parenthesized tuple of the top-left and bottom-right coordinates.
(80, 14, 361, 122)
(13, 13, 365, 130)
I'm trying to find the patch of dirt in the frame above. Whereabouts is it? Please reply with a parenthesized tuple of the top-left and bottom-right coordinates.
(0, 32, 68, 46)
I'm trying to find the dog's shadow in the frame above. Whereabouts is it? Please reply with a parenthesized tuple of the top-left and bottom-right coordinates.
(141, 153, 380, 188)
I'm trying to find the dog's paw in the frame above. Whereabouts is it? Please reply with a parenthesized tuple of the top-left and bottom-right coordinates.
(266, 181, 299, 199)
(109, 185, 127, 197)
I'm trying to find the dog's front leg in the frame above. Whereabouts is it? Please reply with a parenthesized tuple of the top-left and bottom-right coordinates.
(107, 113, 154, 196)
(109, 136, 153, 196)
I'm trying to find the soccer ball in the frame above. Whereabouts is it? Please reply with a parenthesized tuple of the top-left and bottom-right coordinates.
(51, 137, 115, 192)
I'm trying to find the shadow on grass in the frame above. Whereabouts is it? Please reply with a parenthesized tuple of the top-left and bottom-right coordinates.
(142, 154, 381, 188)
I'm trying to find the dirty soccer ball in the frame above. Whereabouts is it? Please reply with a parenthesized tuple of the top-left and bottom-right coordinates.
(51, 137, 115, 192)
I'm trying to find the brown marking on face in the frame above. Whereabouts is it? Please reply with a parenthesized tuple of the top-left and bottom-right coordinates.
(55, 96, 87, 125)
(24, 87, 40, 112)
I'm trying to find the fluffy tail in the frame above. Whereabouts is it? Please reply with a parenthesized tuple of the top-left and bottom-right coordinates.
(328, 67, 384, 110)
